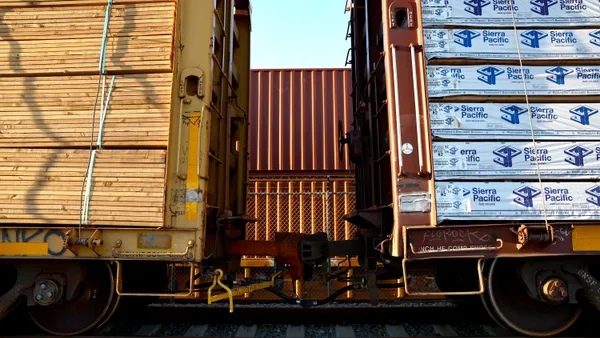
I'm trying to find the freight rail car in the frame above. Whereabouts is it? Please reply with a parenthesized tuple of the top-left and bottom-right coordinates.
(4, 1, 600, 338)
(339, 0, 600, 337)
(0, 0, 253, 335)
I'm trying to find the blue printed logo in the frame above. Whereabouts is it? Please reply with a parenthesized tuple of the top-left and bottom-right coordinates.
(513, 185, 542, 208)
(493, 145, 522, 168)
(454, 29, 481, 48)
(445, 117, 455, 125)
(590, 30, 600, 47)
(500, 105, 528, 125)
(569, 105, 598, 126)
(464, 0, 491, 16)
(462, 188, 470, 196)
(453, 201, 463, 209)
(442, 105, 457, 113)
(564, 145, 593, 167)
(520, 30, 548, 49)
(449, 158, 460, 166)
(448, 146, 459, 155)
(585, 185, 600, 206)
(530, 0, 558, 16)
(477, 66, 505, 85)
(545, 66, 573, 85)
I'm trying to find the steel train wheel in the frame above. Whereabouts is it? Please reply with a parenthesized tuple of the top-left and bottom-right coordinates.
(28, 261, 118, 336)
(479, 260, 511, 332)
(485, 258, 581, 337)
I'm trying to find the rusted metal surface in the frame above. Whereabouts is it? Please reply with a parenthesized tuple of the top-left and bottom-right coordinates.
(404, 224, 575, 259)
(249, 69, 354, 173)
(228, 233, 306, 281)
(246, 178, 358, 243)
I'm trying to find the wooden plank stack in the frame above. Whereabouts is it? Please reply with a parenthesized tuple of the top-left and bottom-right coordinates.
(0, 0, 176, 227)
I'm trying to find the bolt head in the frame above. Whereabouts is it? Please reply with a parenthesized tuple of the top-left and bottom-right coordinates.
(46, 292, 53, 298)
(40, 283, 46, 290)
(36, 294, 42, 300)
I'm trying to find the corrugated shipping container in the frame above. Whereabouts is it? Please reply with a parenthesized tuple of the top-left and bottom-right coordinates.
(249, 68, 354, 173)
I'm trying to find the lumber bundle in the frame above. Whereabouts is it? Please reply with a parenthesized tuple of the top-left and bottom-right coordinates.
(0, 149, 166, 226)
(0, 0, 173, 6)
(0, 73, 173, 147)
(0, 2, 175, 75)
(0, 0, 176, 227)
(0, 0, 177, 227)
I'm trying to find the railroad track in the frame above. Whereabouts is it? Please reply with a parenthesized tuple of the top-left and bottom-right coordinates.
(90, 321, 514, 337)
(3, 301, 597, 337)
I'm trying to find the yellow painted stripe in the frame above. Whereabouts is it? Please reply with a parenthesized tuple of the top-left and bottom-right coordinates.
(185, 111, 202, 221)
(0, 242, 48, 256)
(572, 226, 600, 251)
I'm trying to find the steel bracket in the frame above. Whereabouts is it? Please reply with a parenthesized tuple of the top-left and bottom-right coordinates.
(63, 229, 103, 257)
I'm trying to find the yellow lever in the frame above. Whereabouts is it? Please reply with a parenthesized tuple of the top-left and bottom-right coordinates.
(207, 269, 282, 313)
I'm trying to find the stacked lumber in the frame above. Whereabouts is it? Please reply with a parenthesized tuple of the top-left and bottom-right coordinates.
(0, 0, 176, 227)
(0, 2, 175, 75)
(0, 74, 172, 147)
(0, 149, 166, 226)
(0, 0, 169, 6)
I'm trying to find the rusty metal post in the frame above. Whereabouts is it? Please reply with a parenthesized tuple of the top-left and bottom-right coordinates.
(326, 178, 332, 297)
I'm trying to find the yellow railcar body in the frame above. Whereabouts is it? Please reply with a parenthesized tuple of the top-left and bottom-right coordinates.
(0, 0, 251, 263)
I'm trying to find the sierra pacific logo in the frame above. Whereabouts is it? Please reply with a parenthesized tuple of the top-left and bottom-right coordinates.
(493, 145, 522, 168)
(464, 0, 491, 16)
(513, 185, 541, 208)
(586, 185, 600, 206)
(564, 144, 593, 167)
(569, 105, 598, 126)
(477, 65, 505, 85)
(448, 146, 459, 155)
(589, 30, 600, 47)
(451, 187, 469, 196)
(442, 105, 458, 113)
(520, 30, 548, 49)
(545, 66, 573, 85)
(530, 0, 558, 16)
(501, 105, 528, 124)
(454, 29, 480, 48)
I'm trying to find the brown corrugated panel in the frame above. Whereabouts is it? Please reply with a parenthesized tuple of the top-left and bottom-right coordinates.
(249, 68, 354, 173)
(246, 177, 358, 243)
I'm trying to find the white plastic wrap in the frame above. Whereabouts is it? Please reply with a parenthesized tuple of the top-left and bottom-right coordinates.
(422, 0, 600, 27)
(424, 28, 600, 60)
(432, 141, 600, 179)
(429, 102, 600, 139)
(427, 65, 600, 97)
(436, 181, 600, 221)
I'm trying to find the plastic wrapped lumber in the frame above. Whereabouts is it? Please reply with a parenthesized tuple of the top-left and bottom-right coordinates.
(430, 102, 600, 140)
(436, 181, 600, 222)
(424, 28, 600, 61)
(432, 141, 600, 180)
(421, 0, 600, 27)
(427, 65, 600, 97)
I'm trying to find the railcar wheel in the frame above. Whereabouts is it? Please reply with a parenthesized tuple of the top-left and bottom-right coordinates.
(479, 260, 511, 331)
(486, 258, 581, 337)
(28, 261, 118, 336)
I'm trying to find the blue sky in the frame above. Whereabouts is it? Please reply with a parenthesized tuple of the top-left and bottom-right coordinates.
(249, 0, 352, 69)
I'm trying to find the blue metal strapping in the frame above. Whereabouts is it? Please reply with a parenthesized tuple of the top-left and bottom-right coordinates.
(98, 0, 114, 74)
(97, 75, 116, 149)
